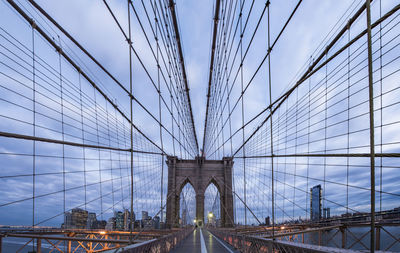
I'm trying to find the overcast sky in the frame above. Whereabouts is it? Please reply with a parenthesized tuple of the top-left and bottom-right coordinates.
(0, 0, 399, 228)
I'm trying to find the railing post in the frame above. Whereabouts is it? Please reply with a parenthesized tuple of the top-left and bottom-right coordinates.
(0, 235, 2, 253)
(127, 0, 135, 244)
(318, 230, 322, 246)
(37, 238, 41, 253)
(105, 234, 109, 249)
(67, 240, 71, 253)
(341, 227, 346, 248)
(375, 226, 380, 250)
(268, 240, 273, 253)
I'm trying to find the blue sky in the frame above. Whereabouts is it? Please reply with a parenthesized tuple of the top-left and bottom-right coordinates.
(0, 0, 400, 227)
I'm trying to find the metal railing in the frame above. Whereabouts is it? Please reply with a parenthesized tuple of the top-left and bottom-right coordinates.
(114, 227, 194, 253)
(208, 227, 379, 253)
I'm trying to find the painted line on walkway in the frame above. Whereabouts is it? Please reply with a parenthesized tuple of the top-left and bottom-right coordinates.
(208, 230, 235, 253)
(200, 228, 208, 253)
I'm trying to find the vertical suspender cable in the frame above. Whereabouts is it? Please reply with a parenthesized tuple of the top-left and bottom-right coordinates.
(239, 0, 247, 227)
(306, 57, 312, 222)
(346, 25, 350, 216)
(378, 0, 383, 214)
(31, 23, 36, 252)
(154, 0, 165, 224)
(57, 35, 67, 232)
(128, 0, 134, 244)
(366, 0, 376, 251)
(323, 53, 328, 218)
(266, 0, 275, 240)
(78, 72, 88, 211)
(94, 83, 103, 221)
(106, 102, 116, 214)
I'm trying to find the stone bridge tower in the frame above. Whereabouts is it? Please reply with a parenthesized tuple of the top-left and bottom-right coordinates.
(166, 156, 234, 227)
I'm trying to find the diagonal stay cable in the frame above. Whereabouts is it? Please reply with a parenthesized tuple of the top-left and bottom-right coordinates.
(232, 1, 400, 157)
(5, 0, 166, 155)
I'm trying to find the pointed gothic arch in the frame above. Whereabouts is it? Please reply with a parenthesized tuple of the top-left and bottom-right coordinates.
(178, 179, 196, 226)
(204, 180, 221, 225)
(166, 156, 234, 228)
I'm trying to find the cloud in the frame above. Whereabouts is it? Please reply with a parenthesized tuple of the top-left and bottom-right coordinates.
(0, 0, 399, 232)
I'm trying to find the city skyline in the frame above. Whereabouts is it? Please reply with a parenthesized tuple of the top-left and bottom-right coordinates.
(1, 0, 400, 251)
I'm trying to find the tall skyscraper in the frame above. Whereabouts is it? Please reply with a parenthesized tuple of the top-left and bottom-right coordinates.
(71, 208, 88, 229)
(63, 212, 72, 228)
(87, 212, 97, 229)
(265, 216, 270, 226)
(115, 211, 124, 230)
(123, 209, 133, 231)
(63, 208, 88, 229)
(142, 211, 149, 221)
(310, 185, 322, 221)
(323, 207, 331, 219)
(105, 217, 115, 231)
(153, 216, 160, 229)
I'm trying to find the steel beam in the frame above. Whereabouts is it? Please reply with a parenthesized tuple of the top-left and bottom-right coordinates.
(0, 131, 163, 154)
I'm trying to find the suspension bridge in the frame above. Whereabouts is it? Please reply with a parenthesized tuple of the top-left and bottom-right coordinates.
(0, 0, 400, 252)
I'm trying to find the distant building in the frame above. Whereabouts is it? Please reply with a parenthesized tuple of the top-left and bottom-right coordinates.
(144, 216, 153, 229)
(115, 211, 124, 231)
(63, 208, 88, 229)
(71, 208, 88, 229)
(323, 208, 331, 219)
(123, 209, 129, 231)
(87, 212, 97, 229)
(141, 211, 153, 229)
(123, 209, 133, 231)
(142, 211, 149, 221)
(265, 216, 270, 226)
(310, 185, 322, 221)
(95, 220, 107, 229)
(105, 217, 115, 231)
(153, 216, 160, 229)
(63, 212, 72, 228)
(134, 220, 141, 228)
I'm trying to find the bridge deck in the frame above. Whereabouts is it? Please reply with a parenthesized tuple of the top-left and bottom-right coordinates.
(171, 228, 238, 253)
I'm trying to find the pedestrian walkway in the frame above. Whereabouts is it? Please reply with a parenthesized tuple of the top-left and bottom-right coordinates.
(171, 228, 238, 253)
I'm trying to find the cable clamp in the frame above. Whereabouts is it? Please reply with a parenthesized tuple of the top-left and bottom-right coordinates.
(346, 19, 352, 30)
(56, 46, 63, 54)
(30, 19, 37, 29)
